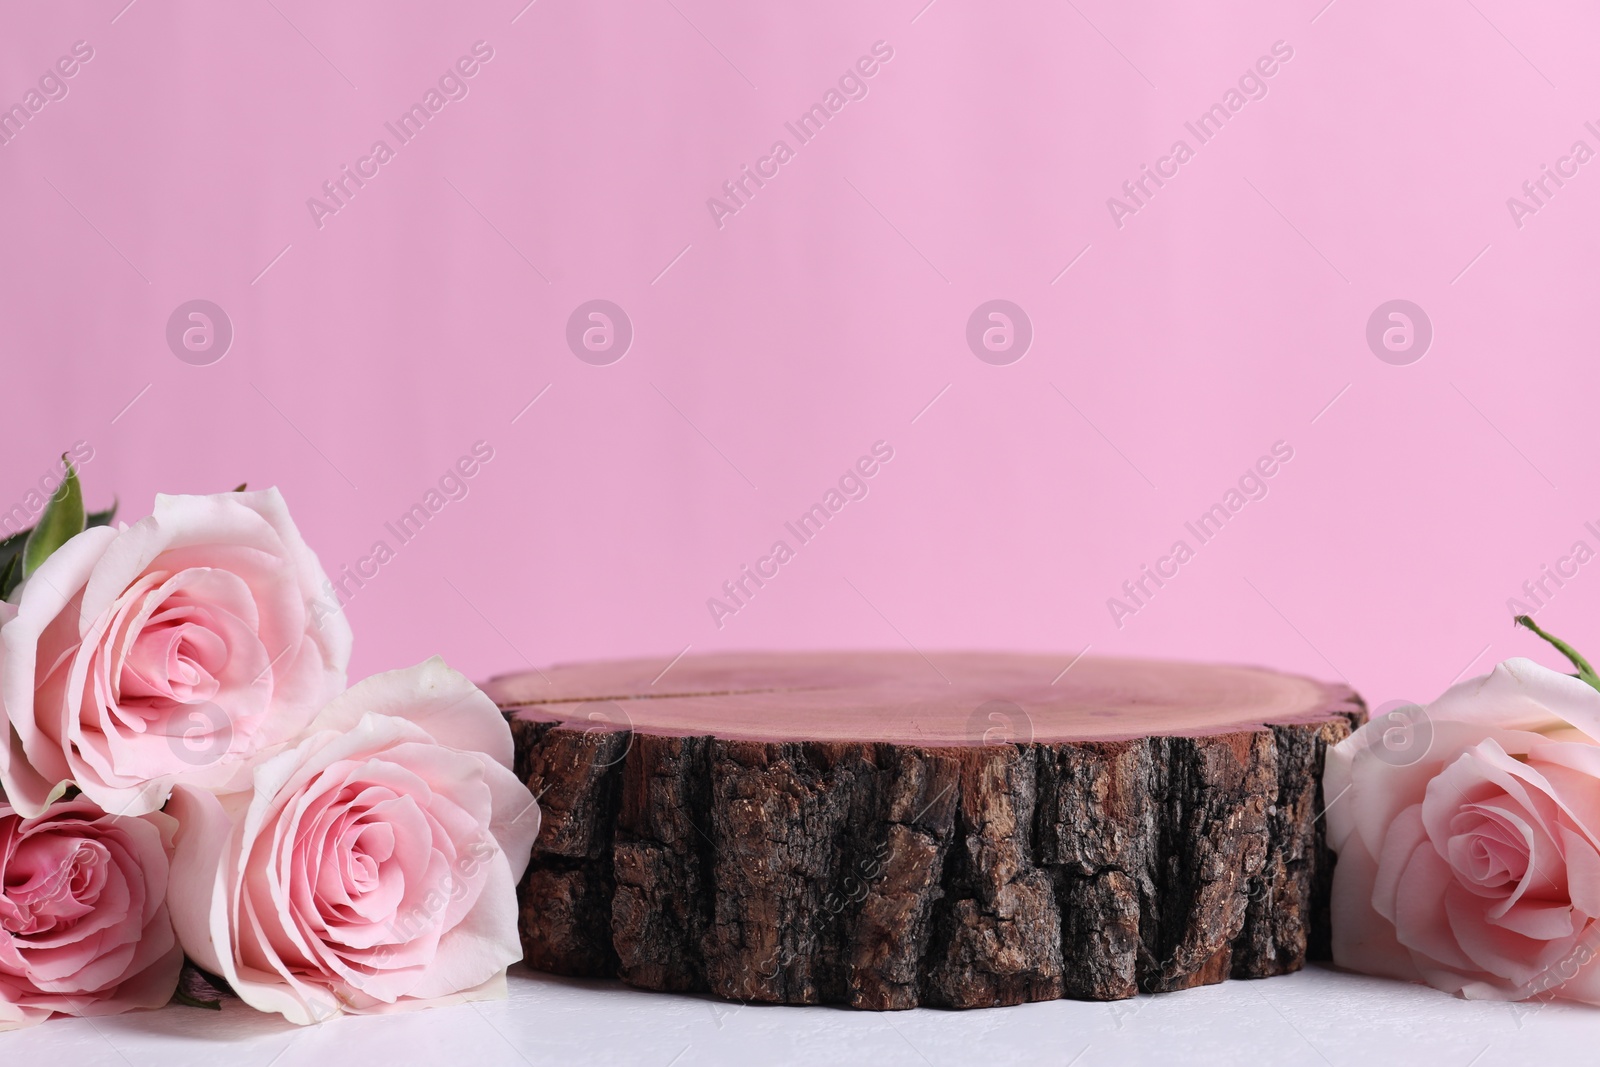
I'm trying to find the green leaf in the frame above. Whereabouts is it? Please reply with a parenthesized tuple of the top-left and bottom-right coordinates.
(1515, 615, 1600, 693)
(86, 499, 117, 528)
(0, 553, 18, 600)
(232, 482, 247, 492)
(0, 527, 30, 582)
(21, 459, 85, 578)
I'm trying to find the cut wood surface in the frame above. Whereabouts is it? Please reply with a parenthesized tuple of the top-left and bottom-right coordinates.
(485, 651, 1365, 1009)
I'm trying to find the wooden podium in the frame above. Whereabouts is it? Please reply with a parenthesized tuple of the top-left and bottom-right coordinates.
(485, 651, 1362, 1009)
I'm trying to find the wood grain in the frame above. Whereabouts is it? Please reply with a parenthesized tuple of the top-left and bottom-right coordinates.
(487, 651, 1363, 1009)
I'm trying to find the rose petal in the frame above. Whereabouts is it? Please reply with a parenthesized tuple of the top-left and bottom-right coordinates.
(175, 662, 540, 1025)
(0, 798, 180, 1027)
(1329, 830, 1425, 984)
(308, 659, 513, 771)
(1429, 659, 1600, 740)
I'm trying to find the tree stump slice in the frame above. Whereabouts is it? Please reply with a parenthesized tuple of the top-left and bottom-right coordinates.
(484, 651, 1365, 1009)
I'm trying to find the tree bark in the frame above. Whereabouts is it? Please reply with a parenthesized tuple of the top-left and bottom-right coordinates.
(488, 651, 1363, 1009)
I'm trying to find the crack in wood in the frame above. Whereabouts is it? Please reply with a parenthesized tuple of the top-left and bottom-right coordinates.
(496, 653, 1363, 1009)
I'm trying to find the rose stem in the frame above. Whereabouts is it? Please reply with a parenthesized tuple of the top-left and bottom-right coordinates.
(1515, 614, 1600, 693)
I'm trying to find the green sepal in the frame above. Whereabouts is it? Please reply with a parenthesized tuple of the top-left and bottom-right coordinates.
(170, 988, 224, 1011)
(0, 553, 18, 600)
(21, 458, 85, 578)
(171, 959, 234, 1010)
(86, 499, 117, 528)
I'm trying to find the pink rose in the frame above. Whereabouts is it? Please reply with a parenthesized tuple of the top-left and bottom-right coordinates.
(0, 797, 181, 1028)
(0, 489, 352, 817)
(168, 659, 540, 1024)
(1327, 656, 1600, 1003)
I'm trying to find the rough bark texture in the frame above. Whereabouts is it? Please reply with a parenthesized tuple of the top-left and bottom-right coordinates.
(492, 652, 1364, 1009)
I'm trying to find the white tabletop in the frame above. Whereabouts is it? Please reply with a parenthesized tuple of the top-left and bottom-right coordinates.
(4, 964, 1589, 1066)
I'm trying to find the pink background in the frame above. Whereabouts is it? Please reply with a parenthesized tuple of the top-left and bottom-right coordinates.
(2, 0, 1596, 715)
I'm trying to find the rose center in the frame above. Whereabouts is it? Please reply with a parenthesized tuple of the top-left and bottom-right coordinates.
(345, 846, 381, 893)
(119, 601, 228, 716)
(314, 809, 400, 916)
(1, 836, 110, 936)
(1447, 801, 1538, 896)
(1465, 834, 1523, 885)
